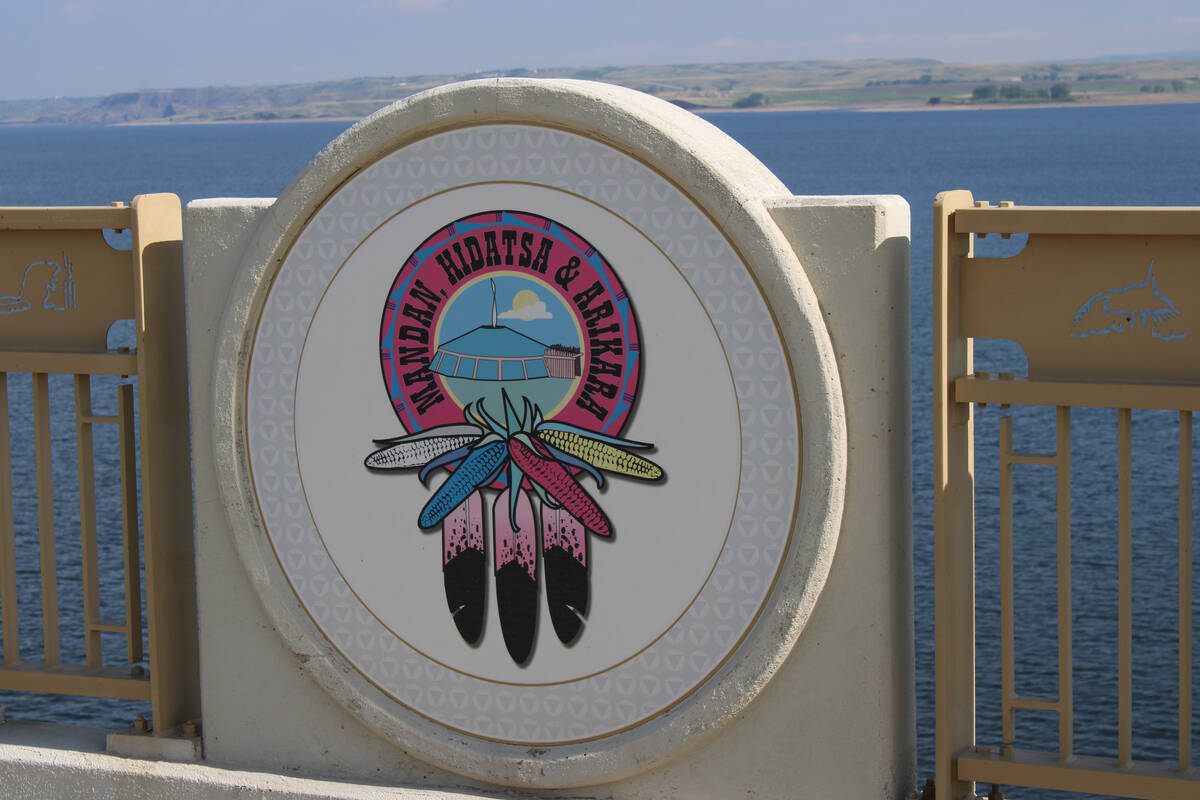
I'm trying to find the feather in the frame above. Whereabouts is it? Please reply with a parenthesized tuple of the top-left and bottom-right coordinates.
(442, 492, 485, 645)
(493, 488, 538, 664)
(542, 504, 588, 644)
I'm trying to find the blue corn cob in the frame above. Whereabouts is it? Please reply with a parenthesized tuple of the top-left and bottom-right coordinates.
(419, 440, 508, 528)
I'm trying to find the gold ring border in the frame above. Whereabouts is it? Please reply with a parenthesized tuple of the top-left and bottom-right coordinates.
(294, 181, 739, 685)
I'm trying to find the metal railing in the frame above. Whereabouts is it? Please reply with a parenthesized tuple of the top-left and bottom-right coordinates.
(935, 190, 1199, 800)
(0, 196, 198, 733)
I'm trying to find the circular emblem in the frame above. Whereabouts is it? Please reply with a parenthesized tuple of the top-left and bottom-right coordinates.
(243, 127, 798, 745)
(244, 129, 798, 744)
(218, 80, 844, 788)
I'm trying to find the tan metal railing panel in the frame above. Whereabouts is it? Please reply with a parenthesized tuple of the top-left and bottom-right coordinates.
(934, 191, 1200, 800)
(0, 195, 196, 734)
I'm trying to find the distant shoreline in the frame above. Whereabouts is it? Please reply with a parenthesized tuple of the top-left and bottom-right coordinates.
(110, 116, 364, 127)
(99, 92, 1200, 127)
(5, 56, 1200, 126)
(699, 92, 1200, 115)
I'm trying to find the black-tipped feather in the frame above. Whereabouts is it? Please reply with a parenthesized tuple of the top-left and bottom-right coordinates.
(442, 493, 486, 645)
(444, 550, 485, 644)
(544, 547, 588, 644)
(494, 488, 538, 664)
(541, 505, 589, 644)
(496, 562, 537, 663)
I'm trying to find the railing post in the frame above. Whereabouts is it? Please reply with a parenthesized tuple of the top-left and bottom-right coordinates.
(131, 193, 199, 734)
(117, 383, 143, 665)
(999, 415, 1015, 747)
(1118, 407, 1133, 768)
(32, 371, 60, 668)
(1055, 405, 1073, 762)
(935, 189, 978, 800)
(74, 373, 103, 671)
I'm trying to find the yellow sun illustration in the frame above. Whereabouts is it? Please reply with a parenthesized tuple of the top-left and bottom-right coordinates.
(512, 288, 539, 310)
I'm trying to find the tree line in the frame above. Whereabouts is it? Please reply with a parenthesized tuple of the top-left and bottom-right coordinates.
(971, 83, 1072, 102)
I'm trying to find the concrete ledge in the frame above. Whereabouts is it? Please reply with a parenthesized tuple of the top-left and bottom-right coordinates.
(0, 723, 502, 800)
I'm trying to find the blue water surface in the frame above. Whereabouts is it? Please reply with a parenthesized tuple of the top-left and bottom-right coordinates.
(2, 105, 1199, 795)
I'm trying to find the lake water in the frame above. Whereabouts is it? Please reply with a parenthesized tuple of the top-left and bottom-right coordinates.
(2, 103, 1199, 793)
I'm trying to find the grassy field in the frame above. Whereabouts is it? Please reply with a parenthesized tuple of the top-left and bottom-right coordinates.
(2, 56, 1199, 124)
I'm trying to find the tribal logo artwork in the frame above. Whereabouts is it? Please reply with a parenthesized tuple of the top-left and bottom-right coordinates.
(366, 211, 663, 665)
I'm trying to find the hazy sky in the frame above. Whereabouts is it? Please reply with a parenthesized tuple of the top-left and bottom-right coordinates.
(1, 0, 1198, 100)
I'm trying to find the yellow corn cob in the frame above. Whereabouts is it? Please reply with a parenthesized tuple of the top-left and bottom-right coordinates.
(536, 429, 663, 480)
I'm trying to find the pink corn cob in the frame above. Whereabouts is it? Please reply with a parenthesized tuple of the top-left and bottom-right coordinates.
(507, 437, 611, 537)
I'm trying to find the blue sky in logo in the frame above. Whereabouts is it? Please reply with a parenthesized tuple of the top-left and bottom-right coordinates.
(437, 274, 580, 352)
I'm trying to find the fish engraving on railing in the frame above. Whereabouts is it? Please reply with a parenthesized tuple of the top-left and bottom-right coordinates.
(0, 253, 78, 315)
(1069, 260, 1187, 341)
